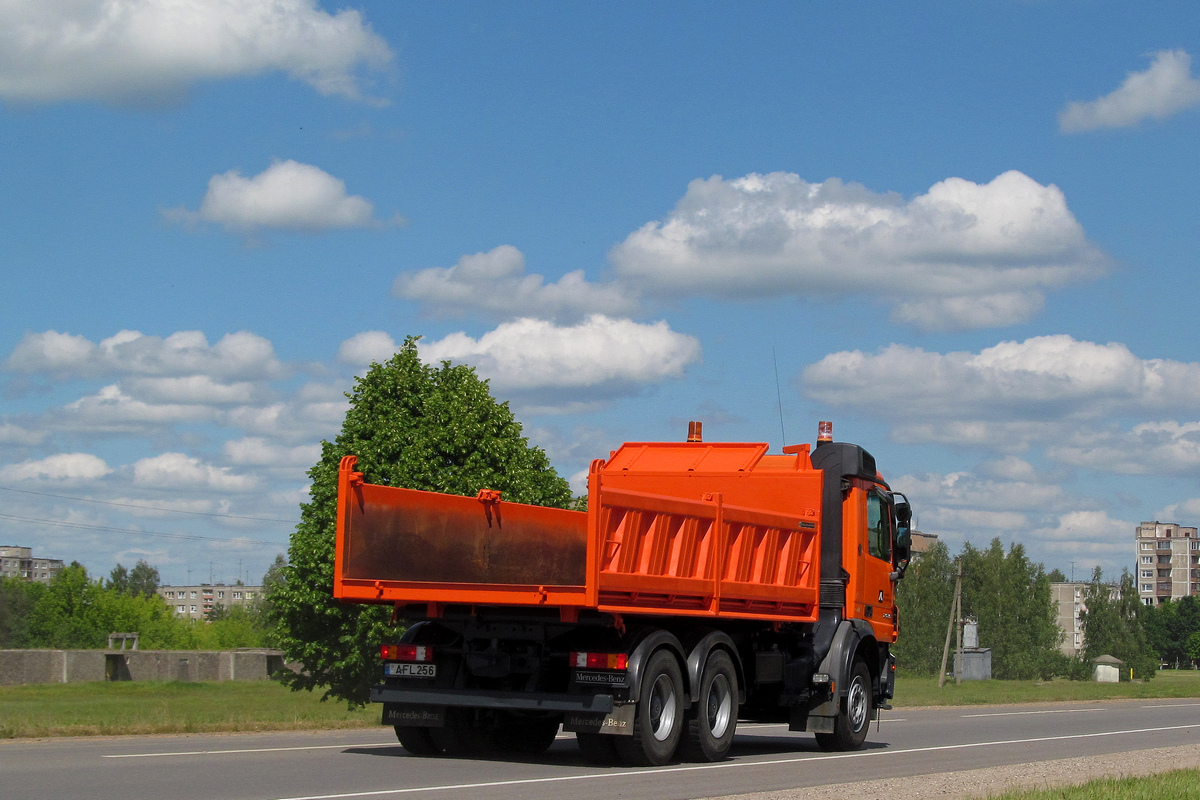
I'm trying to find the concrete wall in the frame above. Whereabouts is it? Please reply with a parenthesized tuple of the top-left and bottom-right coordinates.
(0, 649, 290, 686)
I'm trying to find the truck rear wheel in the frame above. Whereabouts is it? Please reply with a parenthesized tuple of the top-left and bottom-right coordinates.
(616, 649, 684, 766)
(394, 725, 439, 756)
(814, 659, 872, 752)
(680, 650, 738, 761)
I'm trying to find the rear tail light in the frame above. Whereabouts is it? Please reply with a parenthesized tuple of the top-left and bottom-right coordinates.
(570, 651, 627, 670)
(381, 644, 434, 662)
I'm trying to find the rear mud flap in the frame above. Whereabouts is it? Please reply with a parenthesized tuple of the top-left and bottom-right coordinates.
(562, 703, 636, 736)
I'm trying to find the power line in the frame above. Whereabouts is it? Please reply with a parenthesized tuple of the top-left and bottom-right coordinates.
(0, 485, 294, 524)
(0, 512, 283, 546)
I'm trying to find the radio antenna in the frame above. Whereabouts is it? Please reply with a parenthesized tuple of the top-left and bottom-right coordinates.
(772, 346, 787, 446)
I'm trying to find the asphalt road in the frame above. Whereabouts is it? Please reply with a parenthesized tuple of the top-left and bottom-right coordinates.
(3, 699, 1199, 800)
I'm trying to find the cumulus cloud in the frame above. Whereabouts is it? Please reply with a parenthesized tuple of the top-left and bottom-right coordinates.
(7, 329, 285, 380)
(1028, 511, 1135, 557)
(58, 385, 218, 434)
(224, 382, 347, 442)
(610, 171, 1106, 330)
(0, 453, 112, 483)
(896, 470, 1071, 514)
(223, 437, 321, 467)
(0, 0, 393, 106)
(1060, 50, 1200, 133)
(1048, 421, 1200, 476)
(394, 245, 639, 322)
(803, 335, 1200, 447)
(0, 423, 47, 446)
(418, 316, 701, 411)
(132, 452, 257, 492)
(165, 160, 398, 234)
(338, 331, 398, 367)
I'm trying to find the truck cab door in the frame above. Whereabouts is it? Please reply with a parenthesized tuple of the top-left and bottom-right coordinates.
(859, 489, 897, 641)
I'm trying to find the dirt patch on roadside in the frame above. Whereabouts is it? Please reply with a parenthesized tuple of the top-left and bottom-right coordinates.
(702, 744, 1200, 800)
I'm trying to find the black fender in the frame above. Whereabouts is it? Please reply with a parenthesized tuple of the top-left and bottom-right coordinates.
(811, 619, 876, 716)
(682, 630, 746, 705)
(623, 628, 689, 707)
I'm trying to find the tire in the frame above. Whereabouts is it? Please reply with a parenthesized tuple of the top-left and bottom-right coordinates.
(615, 649, 685, 766)
(394, 725, 439, 756)
(814, 659, 872, 752)
(680, 650, 738, 762)
(576, 732, 621, 764)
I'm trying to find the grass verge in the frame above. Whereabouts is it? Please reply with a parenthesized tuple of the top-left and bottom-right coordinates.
(984, 768, 1200, 800)
(894, 669, 1200, 707)
(0, 680, 377, 739)
(2, 670, 1198, 739)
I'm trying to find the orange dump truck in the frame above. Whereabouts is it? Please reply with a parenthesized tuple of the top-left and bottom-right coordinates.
(333, 422, 911, 765)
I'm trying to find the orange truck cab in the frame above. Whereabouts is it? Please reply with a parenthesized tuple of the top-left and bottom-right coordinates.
(333, 422, 912, 765)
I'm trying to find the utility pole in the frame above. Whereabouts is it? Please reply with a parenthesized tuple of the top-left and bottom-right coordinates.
(939, 559, 963, 688)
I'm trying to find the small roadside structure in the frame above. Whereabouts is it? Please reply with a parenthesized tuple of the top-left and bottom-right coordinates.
(1092, 654, 1124, 683)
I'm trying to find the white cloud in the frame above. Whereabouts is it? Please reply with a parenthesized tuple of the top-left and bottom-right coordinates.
(59, 384, 218, 434)
(7, 329, 285, 380)
(223, 437, 321, 467)
(125, 376, 266, 405)
(0, 453, 111, 482)
(166, 160, 397, 233)
(803, 336, 1200, 438)
(610, 171, 1106, 330)
(1048, 421, 1200, 475)
(0, 0, 393, 106)
(1060, 50, 1200, 133)
(393, 245, 639, 322)
(224, 382, 346, 442)
(132, 452, 257, 492)
(418, 316, 701, 410)
(896, 470, 1070, 514)
(0, 423, 47, 446)
(1029, 511, 1134, 557)
(338, 331, 398, 367)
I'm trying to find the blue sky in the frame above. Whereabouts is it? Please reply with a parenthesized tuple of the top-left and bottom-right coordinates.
(2, 1, 1200, 587)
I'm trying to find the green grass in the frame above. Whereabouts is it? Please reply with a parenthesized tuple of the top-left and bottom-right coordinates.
(0, 680, 378, 739)
(894, 669, 1200, 707)
(984, 769, 1200, 800)
(3, 670, 1199, 739)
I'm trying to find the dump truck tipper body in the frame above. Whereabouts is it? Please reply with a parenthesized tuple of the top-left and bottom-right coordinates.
(333, 425, 911, 765)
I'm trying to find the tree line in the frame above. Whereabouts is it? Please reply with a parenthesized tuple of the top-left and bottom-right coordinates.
(0, 556, 285, 650)
(894, 539, 1197, 681)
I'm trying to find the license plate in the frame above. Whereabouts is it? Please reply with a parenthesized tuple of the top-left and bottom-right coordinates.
(385, 662, 436, 678)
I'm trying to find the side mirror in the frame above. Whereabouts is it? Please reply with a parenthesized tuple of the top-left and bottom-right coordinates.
(892, 493, 912, 578)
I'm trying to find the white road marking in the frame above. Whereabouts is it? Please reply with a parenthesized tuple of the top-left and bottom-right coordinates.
(1142, 703, 1200, 709)
(104, 742, 397, 759)
(255, 722, 1200, 800)
(961, 708, 1107, 718)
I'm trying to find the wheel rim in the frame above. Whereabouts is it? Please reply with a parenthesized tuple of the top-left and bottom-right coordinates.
(846, 675, 868, 732)
(706, 674, 733, 738)
(648, 673, 678, 742)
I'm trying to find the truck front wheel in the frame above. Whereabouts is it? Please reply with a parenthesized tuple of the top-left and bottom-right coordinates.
(616, 649, 684, 766)
(680, 649, 738, 761)
(814, 659, 872, 752)
(394, 725, 438, 756)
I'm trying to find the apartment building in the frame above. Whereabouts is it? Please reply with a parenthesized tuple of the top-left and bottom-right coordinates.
(0, 545, 65, 584)
(158, 584, 263, 620)
(1135, 521, 1200, 607)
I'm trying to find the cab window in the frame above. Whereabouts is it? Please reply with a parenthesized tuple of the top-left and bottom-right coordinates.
(866, 491, 892, 562)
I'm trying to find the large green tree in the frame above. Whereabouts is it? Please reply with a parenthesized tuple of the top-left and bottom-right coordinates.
(959, 538, 1061, 679)
(893, 540, 956, 675)
(1081, 567, 1157, 679)
(269, 338, 572, 705)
